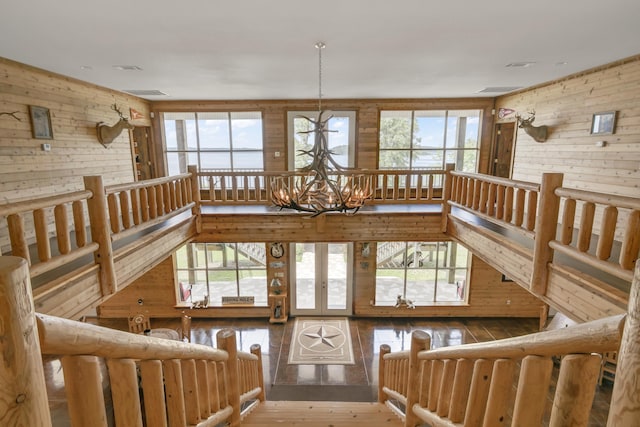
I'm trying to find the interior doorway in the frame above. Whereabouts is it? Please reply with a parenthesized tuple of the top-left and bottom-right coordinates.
(132, 126, 154, 180)
(491, 122, 515, 178)
(289, 243, 353, 316)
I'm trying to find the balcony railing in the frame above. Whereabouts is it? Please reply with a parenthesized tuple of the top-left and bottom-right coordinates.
(196, 167, 451, 206)
(0, 165, 638, 318)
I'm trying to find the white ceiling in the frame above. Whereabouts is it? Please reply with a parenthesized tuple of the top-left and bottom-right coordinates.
(1, 0, 639, 101)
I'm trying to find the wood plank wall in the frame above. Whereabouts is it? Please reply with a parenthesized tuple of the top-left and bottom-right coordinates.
(495, 54, 640, 198)
(0, 57, 151, 252)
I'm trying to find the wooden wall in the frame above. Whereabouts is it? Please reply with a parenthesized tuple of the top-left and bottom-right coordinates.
(495, 55, 640, 199)
(0, 57, 151, 252)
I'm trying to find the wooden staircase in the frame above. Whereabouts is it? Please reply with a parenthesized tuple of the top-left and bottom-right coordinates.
(241, 401, 403, 426)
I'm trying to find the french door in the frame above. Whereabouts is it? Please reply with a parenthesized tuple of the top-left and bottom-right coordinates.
(289, 243, 353, 316)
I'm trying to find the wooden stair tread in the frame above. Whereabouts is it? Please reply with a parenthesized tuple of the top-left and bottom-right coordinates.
(242, 401, 403, 426)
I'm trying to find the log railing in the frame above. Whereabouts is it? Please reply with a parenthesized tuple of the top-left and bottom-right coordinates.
(0, 256, 264, 427)
(549, 187, 640, 283)
(0, 189, 96, 279)
(447, 171, 542, 238)
(105, 172, 195, 244)
(378, 259, 640, 427)
(197, 167, 451, 206)
(0, 171, 198, 296)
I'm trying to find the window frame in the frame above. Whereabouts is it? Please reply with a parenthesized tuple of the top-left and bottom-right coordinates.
(174, 242, 268, 307)
(162, 111, 265, 175)
(378, 109, 480, 172)
(287, 110, 357, 170)
(374, 241, 470, 306)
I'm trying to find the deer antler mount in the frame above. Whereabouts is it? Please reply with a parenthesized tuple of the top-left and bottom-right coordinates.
(516, 110, 548, 143)
(97, 104, 135, 148)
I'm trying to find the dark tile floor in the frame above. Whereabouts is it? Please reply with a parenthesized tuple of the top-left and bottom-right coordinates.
(55, 316, 612, 426)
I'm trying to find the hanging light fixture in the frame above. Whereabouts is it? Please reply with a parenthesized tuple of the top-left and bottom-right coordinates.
(271, 42, 372, 216)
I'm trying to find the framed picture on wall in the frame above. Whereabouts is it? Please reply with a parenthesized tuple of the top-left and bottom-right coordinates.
(29, 105, 53, 139)
(590, 111, 617, 135)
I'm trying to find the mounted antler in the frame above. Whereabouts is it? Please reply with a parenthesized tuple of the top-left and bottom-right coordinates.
(0, 111, 21, 121)
(516, 110, 548, 143)
(96, 103, 135, 148)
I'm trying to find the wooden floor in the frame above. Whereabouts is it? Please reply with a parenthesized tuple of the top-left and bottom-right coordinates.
(241, 401, 403, 426)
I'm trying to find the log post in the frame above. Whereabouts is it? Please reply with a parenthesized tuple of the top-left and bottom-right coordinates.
(530, 173, 563, 295)
(7, 214, 30, 264)
(378, 344, 391, 403)
(62, 355, 108, 427)
(250, 344, 266, 401)
(107, 358, 144, 427)
(607, 259, 640, 426)
(217, 329, 241, 427)
(512, 355, 553, 427)
(549, 354, 601, 427)
(83, 176, 117, 296)
(0, 257, 52, 426)
(482, 359, 516, 427)
(188, 165, 202, 233)
(181, 359, 201, 425)
(405, 330, 431, 427)
(441, 163, 455, 232)
(140, 360, 168, 427)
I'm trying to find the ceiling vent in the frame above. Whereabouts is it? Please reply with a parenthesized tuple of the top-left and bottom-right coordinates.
(477, 86, 522, 94)
(122, 89, 169, 96)
(505, 62, 536, 68)
(113, 65, 143, 71)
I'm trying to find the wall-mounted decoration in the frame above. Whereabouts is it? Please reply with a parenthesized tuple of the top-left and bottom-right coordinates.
(0, 111, 21, 121)
(97, 104, 134, 148)
(129, 108, 144, 120)
(590, 111, 617, 135)
(29, 105, 53, 139)
(269, 261, 285, 269)
(270, 242, 284, 258)
(498, 108, 515, 119)
(516, 110, 548, 143)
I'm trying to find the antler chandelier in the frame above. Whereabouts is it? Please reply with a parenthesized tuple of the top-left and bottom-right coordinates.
(271, 42, 372, 216)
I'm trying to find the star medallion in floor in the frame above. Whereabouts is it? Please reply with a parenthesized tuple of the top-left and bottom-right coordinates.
(288, 318, 355, 365)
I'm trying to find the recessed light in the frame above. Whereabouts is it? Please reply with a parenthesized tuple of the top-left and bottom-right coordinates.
(505, 62, 536, 68)
(113, 65, 144, 71)
(80, 65, 93, 70)
(555, 61, 568, 66)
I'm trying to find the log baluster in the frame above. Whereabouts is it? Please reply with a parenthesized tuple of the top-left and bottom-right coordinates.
(512, 355, 553, 427)
(107, 358, 143, 427)
(140, 359, 168, 427)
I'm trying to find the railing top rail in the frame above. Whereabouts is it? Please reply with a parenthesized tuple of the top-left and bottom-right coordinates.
(450, 170, 541, 192)
(36, 313, 229, 362)
(237, 350, 259, 361)
(105, 172, 192, 194)
(0, 190, 93, 216)
(416, 314, 624, 361)
(555, 187, 640, 210)
(196, 168, 448, 177)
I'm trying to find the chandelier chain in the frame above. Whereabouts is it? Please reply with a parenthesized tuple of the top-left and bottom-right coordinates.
(315, 41, 325, 111)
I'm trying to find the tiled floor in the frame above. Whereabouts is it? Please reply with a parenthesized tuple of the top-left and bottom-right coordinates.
(47, 316, 613, 426)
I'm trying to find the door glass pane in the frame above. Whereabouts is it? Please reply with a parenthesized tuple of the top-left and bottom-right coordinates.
(326, 244, 348, 310)
(295, 243, 316, 310)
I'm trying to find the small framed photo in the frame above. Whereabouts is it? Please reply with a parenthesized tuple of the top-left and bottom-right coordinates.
(590, 111, 617, 135)
(29, 105, 53, 139)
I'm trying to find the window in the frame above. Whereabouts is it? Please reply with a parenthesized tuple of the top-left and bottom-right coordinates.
(375, 241, 469, 306)
(378, 110, 480, 172)
(163, 112, 264, 175)
(287, 111, 356, 170)
(175, 243, 267, 306)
